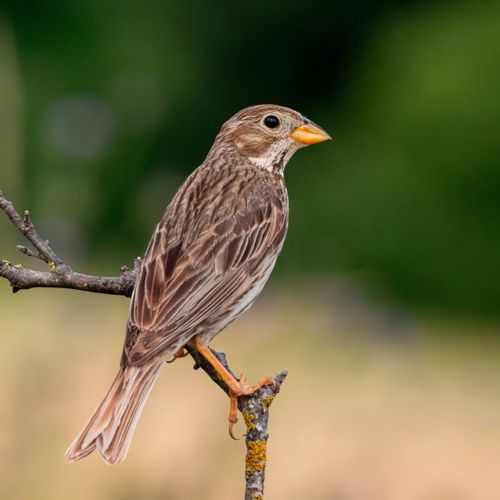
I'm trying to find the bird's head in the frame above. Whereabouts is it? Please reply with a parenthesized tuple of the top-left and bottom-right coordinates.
(214, 104, 331, 174)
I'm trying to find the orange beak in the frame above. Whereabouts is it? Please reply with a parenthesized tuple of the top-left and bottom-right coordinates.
(289, 122, 332, 145)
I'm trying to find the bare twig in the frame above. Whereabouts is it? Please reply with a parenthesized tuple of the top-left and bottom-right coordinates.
(0, 190, 140, 296)
(0, 191, 63, 266)
(0, 190, 285, 498)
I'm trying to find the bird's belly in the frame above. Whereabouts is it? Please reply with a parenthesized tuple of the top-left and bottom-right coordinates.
(198, 259, 277, 344)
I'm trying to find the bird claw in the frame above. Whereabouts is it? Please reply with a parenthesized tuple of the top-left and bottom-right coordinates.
(166, 347, 189, 363)
(228, 394, 240, 440)
(190, 336, 273, 440)
(226, 373, 273, 440)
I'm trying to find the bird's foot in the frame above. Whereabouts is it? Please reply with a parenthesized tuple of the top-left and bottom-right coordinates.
(227, 373, 273, 439)
(191, 335, 273, 438)
(166, 347, 189, 363)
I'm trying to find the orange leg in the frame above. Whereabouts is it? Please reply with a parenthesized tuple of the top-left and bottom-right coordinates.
(193, 335, 273, 439)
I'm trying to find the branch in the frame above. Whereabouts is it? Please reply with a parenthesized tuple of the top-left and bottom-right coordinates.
(0, 190, 286, 499)
(186, 343, 287, 500)
(0, 190, 140, 296)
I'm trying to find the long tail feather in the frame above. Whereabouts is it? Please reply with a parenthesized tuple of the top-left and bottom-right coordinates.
(65, 362, 162, 465)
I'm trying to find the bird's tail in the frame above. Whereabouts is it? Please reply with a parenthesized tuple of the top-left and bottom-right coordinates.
(65, 362, 162, 465)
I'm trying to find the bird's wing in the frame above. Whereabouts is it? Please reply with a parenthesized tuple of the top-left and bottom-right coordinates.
(123, 193, 287, 366)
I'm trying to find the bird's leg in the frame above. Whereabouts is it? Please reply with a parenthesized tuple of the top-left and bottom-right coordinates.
(166, 347, 189, 363)
(209, 347, 240, 381)
(193, 335, 273, 439)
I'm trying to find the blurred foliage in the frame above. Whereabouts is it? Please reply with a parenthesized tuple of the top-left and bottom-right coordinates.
(0, 0, 499, 315)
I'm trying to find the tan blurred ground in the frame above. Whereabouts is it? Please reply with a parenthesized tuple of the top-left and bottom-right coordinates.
(1, 282, 499, 500)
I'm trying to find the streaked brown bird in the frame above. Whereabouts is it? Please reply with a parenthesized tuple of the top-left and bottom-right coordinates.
(65, 104, 330, 464)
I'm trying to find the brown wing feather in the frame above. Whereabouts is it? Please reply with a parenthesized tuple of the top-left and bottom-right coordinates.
(122, 170, 287, 367)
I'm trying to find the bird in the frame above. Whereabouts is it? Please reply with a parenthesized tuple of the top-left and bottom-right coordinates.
(65, 104, 331, 465)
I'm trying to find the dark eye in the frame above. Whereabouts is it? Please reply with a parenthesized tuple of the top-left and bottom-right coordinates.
(263, 115, 280, 129)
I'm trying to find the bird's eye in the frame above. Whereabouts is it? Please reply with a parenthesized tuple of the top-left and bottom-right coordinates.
(263, 115, 280, 129)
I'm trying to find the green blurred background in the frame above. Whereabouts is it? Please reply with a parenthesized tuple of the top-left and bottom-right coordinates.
(0, 1, 499, 499)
